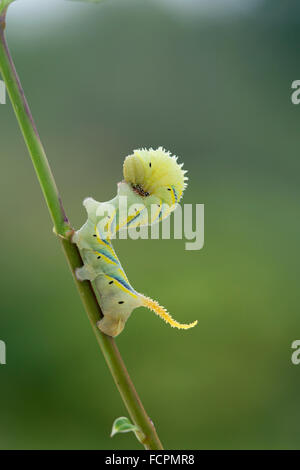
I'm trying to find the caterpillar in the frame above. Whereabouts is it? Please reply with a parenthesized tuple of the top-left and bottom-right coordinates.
(73, 147, 198, 337)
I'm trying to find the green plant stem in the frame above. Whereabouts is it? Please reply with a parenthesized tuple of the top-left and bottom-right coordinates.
(0, 12, 163, 451)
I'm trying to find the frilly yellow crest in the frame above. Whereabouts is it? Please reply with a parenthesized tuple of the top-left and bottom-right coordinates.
(123, 147, 188, 207)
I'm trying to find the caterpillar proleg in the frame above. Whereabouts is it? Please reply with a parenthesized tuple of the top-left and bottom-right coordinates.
(73, 147, 198, 337)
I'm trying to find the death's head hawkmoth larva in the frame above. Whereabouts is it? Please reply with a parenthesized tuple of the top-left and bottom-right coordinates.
(73, 147, 197, 337)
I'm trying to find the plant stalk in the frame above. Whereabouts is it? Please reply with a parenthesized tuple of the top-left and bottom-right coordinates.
(0, 10, 163, 451)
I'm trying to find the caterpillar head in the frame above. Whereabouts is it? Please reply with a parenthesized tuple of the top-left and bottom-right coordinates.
(122, 147, 188, 209)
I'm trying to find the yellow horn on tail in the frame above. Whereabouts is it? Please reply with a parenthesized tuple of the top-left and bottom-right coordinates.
(141, 295, 197, 330)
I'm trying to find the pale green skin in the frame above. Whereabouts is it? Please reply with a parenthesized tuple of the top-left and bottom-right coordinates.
(73, 182, 170, 337)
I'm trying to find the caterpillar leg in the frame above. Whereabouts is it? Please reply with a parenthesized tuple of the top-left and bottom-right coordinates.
(83, 197, 99, 217)
(75, 264, 97, 281)
(97, 316, 126, 337)
(141, 295, 197, 330)
(72, 231, 79, 244)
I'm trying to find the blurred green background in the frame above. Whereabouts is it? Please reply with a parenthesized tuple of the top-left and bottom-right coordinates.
(1, 0, 300, 450)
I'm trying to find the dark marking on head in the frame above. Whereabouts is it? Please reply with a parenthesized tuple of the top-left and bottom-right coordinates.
(167, 188, 171, 191)
(97, 256, 101, 259)
(118, 301, 124, 304)
(149, 162, 151, 167)
(131, 183, 150, 197)
(109, 281, 113, 285)
(93, 234, 97, 237)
